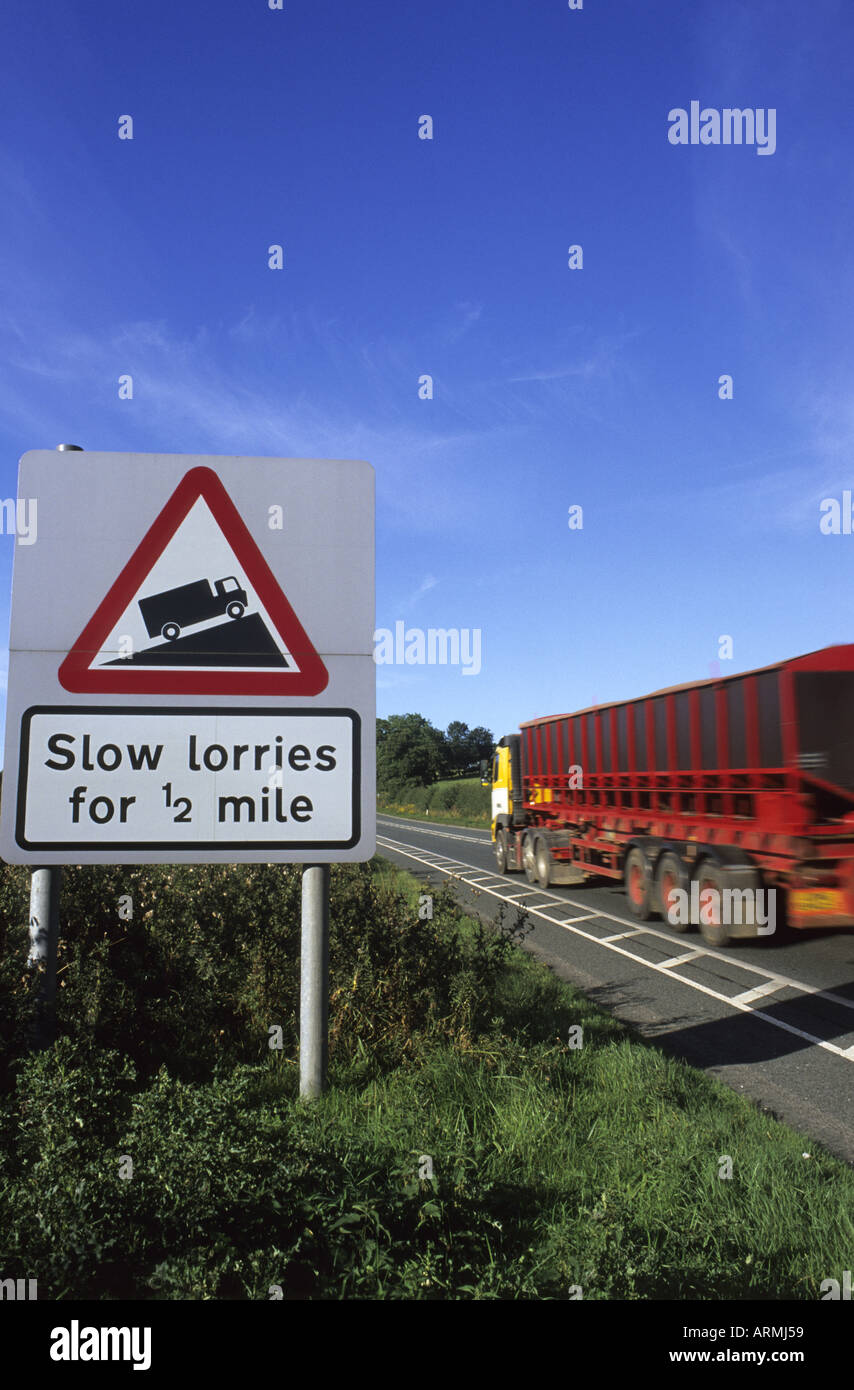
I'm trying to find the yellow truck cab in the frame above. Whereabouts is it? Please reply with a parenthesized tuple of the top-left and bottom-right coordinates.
(482, 735, 529, 873)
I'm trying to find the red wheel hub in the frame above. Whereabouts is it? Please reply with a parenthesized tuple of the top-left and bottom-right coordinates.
(629, 864, 644, 903)
(661, 871, 676, 914)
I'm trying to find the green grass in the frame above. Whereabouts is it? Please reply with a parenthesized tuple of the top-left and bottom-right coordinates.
(1, 855, 851, 1299)
(379, 775, 490, 828)
(309, 872, 854, 1300)
(309, 1046, 848, 1300)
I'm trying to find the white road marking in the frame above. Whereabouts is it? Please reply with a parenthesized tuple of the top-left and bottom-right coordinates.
(659, 950, 705, 969)
(376, 816, 488, 846)
(732, 980, 786, 1005)
(377, 832, 854, 1064)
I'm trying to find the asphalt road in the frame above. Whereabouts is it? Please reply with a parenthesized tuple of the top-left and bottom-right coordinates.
(377, 814, 854, 1166)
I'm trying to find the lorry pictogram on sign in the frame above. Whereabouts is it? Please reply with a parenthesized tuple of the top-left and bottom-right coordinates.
(139, 576, 248, 641)
(58, 466, 329, 695)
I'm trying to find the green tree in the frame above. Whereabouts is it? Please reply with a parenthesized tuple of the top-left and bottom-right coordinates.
(444, 722, 494, 777)
(445, 721, 470, 778)
(377, 714, 446, 792)
(465, 725, 495, 773)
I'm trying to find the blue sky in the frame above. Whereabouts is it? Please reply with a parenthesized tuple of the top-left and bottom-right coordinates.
(1, 0, 853, 746)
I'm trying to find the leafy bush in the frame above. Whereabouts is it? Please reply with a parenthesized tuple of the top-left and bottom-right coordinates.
(0, 1052, 551, 1299)
(0, 862, 524, 1094)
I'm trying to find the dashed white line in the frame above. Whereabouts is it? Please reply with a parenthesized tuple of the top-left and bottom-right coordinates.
(733, 980, 786, 1005)
(377, 832, 854, 1064)
(659, 950, 705, 969)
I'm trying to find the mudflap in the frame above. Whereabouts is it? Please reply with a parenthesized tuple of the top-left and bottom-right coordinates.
(549, 862, 587, 886)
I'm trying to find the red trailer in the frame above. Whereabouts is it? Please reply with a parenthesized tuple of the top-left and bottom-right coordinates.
(487, 644, 854, 945)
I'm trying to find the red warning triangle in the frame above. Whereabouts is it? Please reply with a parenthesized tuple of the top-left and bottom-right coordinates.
(58, 466, 329, 695)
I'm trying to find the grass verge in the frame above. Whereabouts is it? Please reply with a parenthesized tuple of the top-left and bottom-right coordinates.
(0, 857, 851, 1299)
(379, 775, 490, 828)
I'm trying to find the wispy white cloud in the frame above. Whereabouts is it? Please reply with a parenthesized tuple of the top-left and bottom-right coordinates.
(0, 305, 504, 535)
(506, 329, 642, 385)
(508, 359, 601, 384)
(444, 301, 483, 344)
(401, 574, 438, 610)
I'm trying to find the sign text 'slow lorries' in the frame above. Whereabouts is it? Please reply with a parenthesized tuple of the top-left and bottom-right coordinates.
(18, 709, 359, 850)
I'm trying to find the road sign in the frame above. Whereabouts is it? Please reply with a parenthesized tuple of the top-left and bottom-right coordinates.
(0, 451, 375, 864)
(58, 466, 329, 695)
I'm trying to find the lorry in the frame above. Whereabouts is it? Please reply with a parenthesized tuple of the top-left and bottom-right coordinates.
(485, 643, 854, 945)
(138, 576, 248, 642)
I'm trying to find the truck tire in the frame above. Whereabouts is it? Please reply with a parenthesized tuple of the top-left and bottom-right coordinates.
(656, 851, 690, 931)
(227, 602, 245, 619)
(535, 838, 552, 890)
(495, 829, 509, 873)
(523, 834, 537, 884)
(161, 623, 180, 641)
(624, 847, 654, 920)
(694, 861, 730, 947)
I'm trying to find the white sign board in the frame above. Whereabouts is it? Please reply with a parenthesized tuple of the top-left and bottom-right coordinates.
(0, 451, 375, 864)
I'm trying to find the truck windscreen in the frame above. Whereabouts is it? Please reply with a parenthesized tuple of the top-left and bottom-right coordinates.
(795, 672, 854, 791)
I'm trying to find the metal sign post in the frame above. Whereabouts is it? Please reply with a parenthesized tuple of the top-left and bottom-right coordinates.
(27, 864, 61, 1047)
(25, 446, 82, 1046)
(299, 864, 330, 1098)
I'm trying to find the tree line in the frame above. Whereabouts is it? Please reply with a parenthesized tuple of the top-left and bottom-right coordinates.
(377, 715, 493, 794)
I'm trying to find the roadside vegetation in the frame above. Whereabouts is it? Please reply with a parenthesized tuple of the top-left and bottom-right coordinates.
(376, 712, 492, 825)
(379, 775, 490, 828)
(0, 857, 851, 1299)
(377, 714, 491, 787)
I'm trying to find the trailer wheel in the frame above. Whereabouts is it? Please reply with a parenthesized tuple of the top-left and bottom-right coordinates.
(227, 601, 245, 620)
(161, 622, 180, 641)
(624, 847, 654, 920)
(656, 852, 690, 931)
(495, 829, 509, 873)
(535, 839, 552, 890)
(694, 862, 730, 947)
(523, 834, 537, 884)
